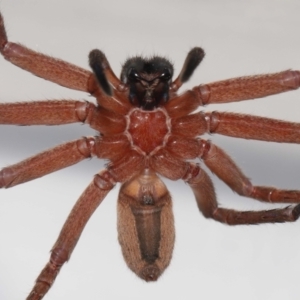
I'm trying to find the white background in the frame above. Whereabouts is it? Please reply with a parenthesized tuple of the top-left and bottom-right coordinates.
(1, 1, 300, 300)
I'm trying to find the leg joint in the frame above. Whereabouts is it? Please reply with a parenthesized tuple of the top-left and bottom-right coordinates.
(204, 111, 220, 134)
(192, 84, 211, 105)
(76, 136, 96, 158)
(94, 169, 116, 190)
(197, 139, 212, 159)
(75, 101, 96, 123)
(50, 247, 70, 266)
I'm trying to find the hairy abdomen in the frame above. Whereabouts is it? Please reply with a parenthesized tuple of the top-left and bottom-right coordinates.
(117, 169, 175, 281)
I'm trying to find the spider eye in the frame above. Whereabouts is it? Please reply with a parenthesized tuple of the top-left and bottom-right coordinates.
(128, 68, 140, 81)
(160, 70, 171, 81)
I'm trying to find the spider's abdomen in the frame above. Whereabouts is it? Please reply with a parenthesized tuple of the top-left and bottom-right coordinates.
(117, 170, 175, 281)
(126, 108, 170, 154)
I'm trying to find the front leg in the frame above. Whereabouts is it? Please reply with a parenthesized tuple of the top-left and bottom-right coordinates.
(0, 12, 95, 93)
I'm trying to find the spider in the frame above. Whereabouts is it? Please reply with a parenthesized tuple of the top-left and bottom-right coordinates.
(1, 10, 300, 300)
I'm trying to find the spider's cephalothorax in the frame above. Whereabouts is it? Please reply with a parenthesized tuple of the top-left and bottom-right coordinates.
(2, 11, 300, 300)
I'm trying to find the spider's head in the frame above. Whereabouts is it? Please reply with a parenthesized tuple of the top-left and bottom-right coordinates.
(120, 57, 174, 110)
(89, 47, 205, 111)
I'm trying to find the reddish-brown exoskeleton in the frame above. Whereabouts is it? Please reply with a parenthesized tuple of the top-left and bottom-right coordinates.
(1, 10, 300, 300)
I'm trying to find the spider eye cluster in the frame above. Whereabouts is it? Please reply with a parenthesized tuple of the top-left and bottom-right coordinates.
(120, 56, 174, 110)
(121, 56, 173, 83)
(128, 67, 171, 83)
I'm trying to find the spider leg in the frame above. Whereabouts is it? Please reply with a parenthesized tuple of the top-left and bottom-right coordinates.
(165, 70, 300, 116)
(0, 99, 128, 134)
(0, 100, 96, 125)
(198, 140, 300, 203)
(0, 12, 95, 93)
(26, 170, 115, 300)
(184, 163, 300, 225)
(194, 70, 300, 105)
(0, 137, 96, 188)
(205, 111, 300, 143)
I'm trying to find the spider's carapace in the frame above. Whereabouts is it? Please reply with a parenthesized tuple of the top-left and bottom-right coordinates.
(1, 11, 300, 300)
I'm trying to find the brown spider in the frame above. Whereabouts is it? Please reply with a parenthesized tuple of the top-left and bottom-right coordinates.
(1, 10, 300, 300)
